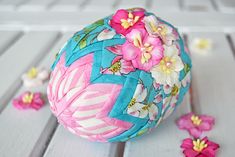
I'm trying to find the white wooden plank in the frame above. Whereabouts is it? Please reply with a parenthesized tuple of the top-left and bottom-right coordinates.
(0, 31, 22, 56)
(50, 0, 84, 12)
(0, 32, 73, 157)
(216, 0, 235, 13)
(17, 0, 56, 11)
(0, 31, 58, 112)
(183, 0, 215, 12)
(117, 0, 147, 9)
(1, 11, 235, 31)
(188, 32, 235, 156)
(0, 0, 26, 11)
(83, 0, 116, 12)
(44, 125, 123, 157)
(151, 0, 180, 12)
(124, 93, 191, 157)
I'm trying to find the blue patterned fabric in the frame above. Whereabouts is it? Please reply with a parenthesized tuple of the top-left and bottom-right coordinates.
(51, 9, 192, 142)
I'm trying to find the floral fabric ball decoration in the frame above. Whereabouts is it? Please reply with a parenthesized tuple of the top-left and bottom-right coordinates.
(47, 8, 192, 142)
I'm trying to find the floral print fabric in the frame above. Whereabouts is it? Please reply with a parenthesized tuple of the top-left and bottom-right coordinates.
(50, 8, 192, 142)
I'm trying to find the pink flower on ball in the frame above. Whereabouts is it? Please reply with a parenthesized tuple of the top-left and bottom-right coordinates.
(13, 91, 45, 110)
(122, 28, 164, 71)
(110, 9, 145, 36)
(176, 112, 215, 138)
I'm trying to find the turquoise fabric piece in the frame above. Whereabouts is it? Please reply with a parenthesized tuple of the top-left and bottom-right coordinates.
(51, 10, 192, 142)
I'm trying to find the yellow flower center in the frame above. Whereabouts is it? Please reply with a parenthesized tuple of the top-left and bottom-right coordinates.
(132, 33, 154, 64)
(196, 39, 210, 49)
(27, 67, 38, 79)
(159, 56, 175, 74)
(150, 22, 167, 36)
(109, 61, 121, 73)
(142, 105, 149, 110)
(171, 84, 179, 96)
(120, 12, 140, 29)
(128, 98, 136, 108)
(22, 93, 34, 104)
(193, 139, 208, 152)
(191, 115, 202, 126)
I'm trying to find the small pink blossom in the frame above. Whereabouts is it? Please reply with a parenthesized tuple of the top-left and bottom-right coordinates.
(13, 91, 45, 110)
(176, 113, 215, 138)
(101, 56, 135, 75)
(102, 45, 135, 75)
(122, 28, 163, 71)
(181, 137, 219, 157)
(110, 9, 145, 36)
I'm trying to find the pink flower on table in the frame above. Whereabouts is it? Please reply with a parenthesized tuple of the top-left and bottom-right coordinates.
(122, 29, 164, 71)
(110, 9, 145, 36)
(176, 113, 215, 138)
(13, 91, 45, 110)
(181, 137, 219, 157)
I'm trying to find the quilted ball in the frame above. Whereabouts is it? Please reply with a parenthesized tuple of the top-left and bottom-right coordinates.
(47, 8, 192, 142)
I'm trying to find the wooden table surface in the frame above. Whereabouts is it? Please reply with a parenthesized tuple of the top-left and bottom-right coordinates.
(0, 0, 235, 157)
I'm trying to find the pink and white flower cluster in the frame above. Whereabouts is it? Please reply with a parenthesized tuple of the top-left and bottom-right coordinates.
(108, 8, 184, 87)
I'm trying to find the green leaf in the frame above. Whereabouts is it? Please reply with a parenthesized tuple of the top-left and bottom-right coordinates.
(137, 128, 148, 136)
(184, 63, 190, 73)
(74, 19, 104, 50)
(79, 38, 87, 49)
(74, 35, 81, 42)
(83, 19, 104, 34)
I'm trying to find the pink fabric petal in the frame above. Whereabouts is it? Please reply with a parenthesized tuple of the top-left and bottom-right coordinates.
(112, 9, 128, 23)
(151, 47, 163, 64)
(201, 148, 216, 157)
(183, 149, 199, 157)
(189, 128, 202, 138)
(106, 45, 123, 55)
(122, 42, 139, 60)
(200, 115, 215, 124)
(198, 121, 213, 131)
(207, 141, 220, 150)
(110, 22, 126, 35)
(176, 118, 195, 130)
(132, 11, 145, 18)
(126, 28, 146, 42)
(181, 138, 194, 149)
(120, 59, 135, 74)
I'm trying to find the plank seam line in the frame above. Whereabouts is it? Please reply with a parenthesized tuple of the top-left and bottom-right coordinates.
(210, 0, 219, 11)
(80, 0, 92, 9)
(30, 115, 58, 157)
(183, 34, 193, 112)
(114, 142, 126, 157)
(178, 0, 184, 10)
(226, 34, 235, 59)
(15, 0, 31, 8)
(46, 0, 59, 10)
(0, 31, 23, 57)
(0, 32, 62, 114)
(113, 0, 121, 9)
(146, 0, 152, 9)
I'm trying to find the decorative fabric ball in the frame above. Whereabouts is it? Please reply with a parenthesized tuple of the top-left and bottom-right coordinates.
(47, 8, 192, 142)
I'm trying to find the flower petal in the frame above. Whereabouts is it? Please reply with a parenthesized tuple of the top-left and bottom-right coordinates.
(189, 128, 202, 138)
(112, 9, 128, 23)
(122, 41, 139, 60)
(181, 138, 194, 149)
(149, 104, 158, 120)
